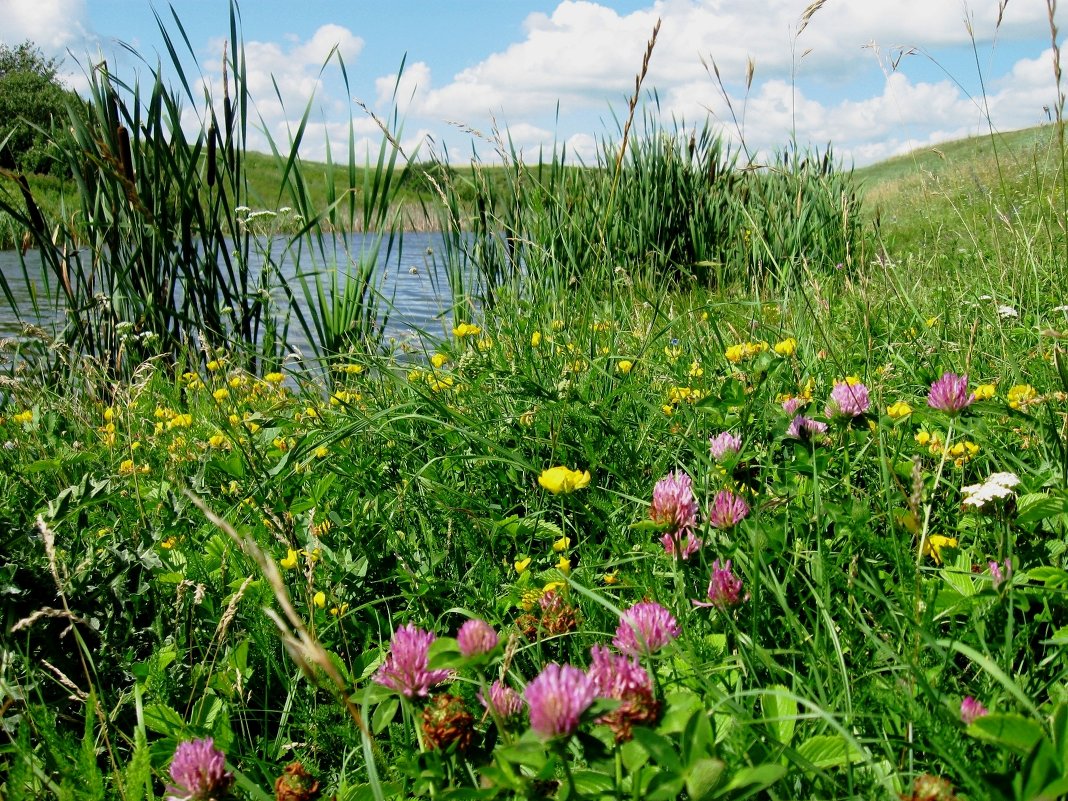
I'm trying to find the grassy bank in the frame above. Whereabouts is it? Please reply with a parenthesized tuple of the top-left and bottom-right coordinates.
(3, 6, 1068, 801)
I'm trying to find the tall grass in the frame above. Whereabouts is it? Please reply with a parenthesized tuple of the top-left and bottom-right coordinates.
(0, 3, 408, 384)
(431, 113, 865, 309)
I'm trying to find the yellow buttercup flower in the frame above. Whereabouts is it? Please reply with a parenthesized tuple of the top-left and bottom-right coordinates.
(538, 466, 591, 494)
(280, 548, 300, 570)
(887, 401, 913, 419)
(773, 337, 797, 357)
(617, 359, 633, 374)
(1007, 384, 1037, 410)
(922, 534, 957, 565)
(453, 322, 481, 338)
(514, 556, 531, 574)
(552, 535, 571, 552)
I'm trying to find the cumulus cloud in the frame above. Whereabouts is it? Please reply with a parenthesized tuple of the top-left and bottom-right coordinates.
(2, 0, 91, 52)
(371, 0, 1062, 165)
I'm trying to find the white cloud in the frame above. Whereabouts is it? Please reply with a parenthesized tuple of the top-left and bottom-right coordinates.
(2, 0, 90, 52)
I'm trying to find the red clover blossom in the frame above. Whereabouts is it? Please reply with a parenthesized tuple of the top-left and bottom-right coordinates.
(524, 663, 596, 739)
(613, 601, 680, 656)
(166, 738, 234, 801)
(374, 623, 451, 699)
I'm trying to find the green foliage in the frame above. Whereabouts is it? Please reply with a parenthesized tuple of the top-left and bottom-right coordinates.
(0, 41, 80, 174)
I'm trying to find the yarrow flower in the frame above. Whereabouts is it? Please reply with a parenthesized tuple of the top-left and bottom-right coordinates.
(538, 466, 591, 494)
(708, 490, 749, 530)
(587, 645, 660, 742)
(696, 559, 745, 610)
(961, 472, 1021, 509)
(374, 623, 451, 699)
(786, 415, 828, 440)
(456, 619, 499, 658)
(613, 601, 680, 656)
(826, 379, 870, 418)
(479, 679, 524, 721)
(960, 696, 989, 725)
(524, 663, 596, 739)
(709, 432, 742, 461)
(927, 372, 974, 415)
(166, 738, 234, 801)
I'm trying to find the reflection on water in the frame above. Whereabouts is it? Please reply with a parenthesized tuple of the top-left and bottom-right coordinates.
(0, 232, 464, 358)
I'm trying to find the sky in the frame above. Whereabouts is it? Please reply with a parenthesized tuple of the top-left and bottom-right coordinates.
(3, 0, 1065, 168)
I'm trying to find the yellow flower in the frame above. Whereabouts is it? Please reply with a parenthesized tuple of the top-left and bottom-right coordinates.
(212, 388, 230, 402)
(922, 534, 957, 565)
(314, 445, 329, 459)
(514, 556, 531, 574)
(161, 536, 178, 550)
(617, 359, 633, 374)
(1007, 384, 1037, 410)
(119, 459, 135, 475)
(773, 337, 797, 357)
(104, 406, 115, 422)
(887, 401, 913, 419)
(12, 410, 33, 425)
(519, 409, 535, 426)
(551, 320, 565, 331)
(914, 431, 931, 447)
(166, 413, 192, 430)
(688, 361, 704, 378)
(552, 535, 571, 552)
(313, 591, 327, 609)
(531, 331, 543, 347)
(973, 383, 996, 400)
(206, 359, 222, 372)
(431, 353, 448, 369)
(556, 556, 571, 574)
(602, 572, 619, 585)
(926, 317, 939, 327)
(330, 603, 349, 616)
(265, 372, 285, 384)
(208, 433, 227, 449)
(280, 548, 299, 570)
(453, 322, 481, 338)
(538, 466, 591, 494)
(341, 363, 364, 375)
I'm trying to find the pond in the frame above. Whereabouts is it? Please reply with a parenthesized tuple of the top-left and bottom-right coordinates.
(0, 231, 467, 359)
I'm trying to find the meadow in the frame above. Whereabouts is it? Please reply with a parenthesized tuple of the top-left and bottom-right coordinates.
(2, 7, 1068, 801)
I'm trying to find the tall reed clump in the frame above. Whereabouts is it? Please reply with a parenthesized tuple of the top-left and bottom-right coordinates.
(433, 113, 865, 306)
(0, 5, 280, 380)
(0, 3, 407, 384)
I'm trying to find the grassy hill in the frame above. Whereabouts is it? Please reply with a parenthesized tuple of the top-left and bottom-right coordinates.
(853, 123, 1066, 265)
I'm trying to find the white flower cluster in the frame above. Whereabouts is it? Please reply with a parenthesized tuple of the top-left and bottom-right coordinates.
(961, 472, 1021, 509)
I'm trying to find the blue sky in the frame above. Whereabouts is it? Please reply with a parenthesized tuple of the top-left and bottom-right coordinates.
(5, 1, 1065, 166)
